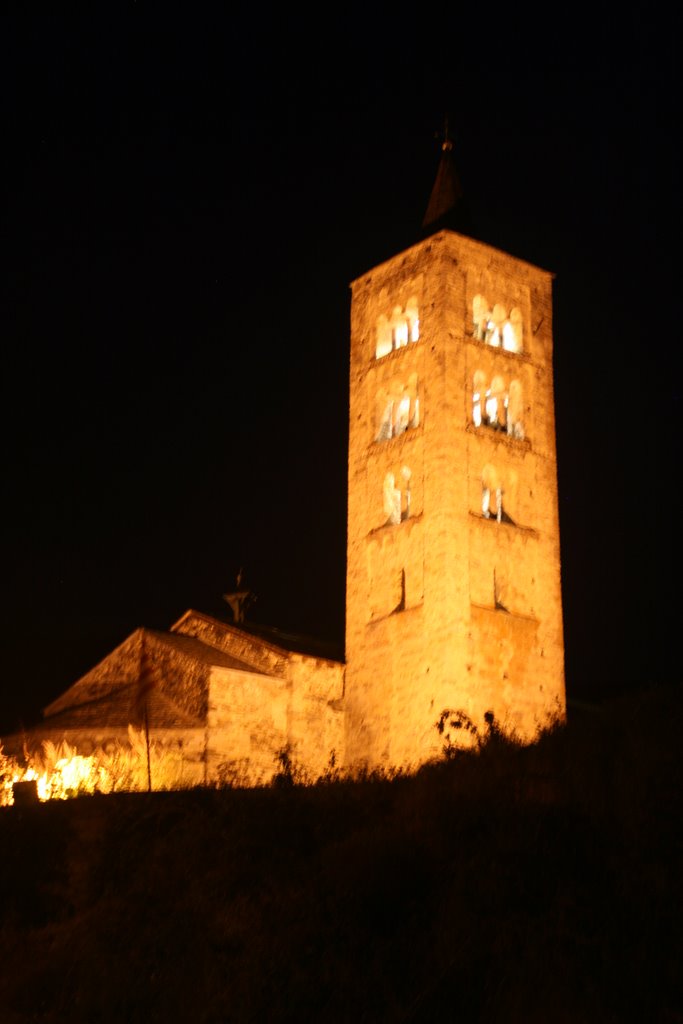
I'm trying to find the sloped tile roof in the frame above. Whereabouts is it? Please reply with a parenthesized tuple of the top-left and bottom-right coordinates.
(146, 628, 263, 671)
(43, 626, 265, 720)
(172, 609, 344, 664)
(36, 683, 203, 732)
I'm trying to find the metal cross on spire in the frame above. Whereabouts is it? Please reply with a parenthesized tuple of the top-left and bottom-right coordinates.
(440, 113, 453, 152)
(422, 112, 465, 230)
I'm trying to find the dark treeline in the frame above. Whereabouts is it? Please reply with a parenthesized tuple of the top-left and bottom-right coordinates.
(0, 683, 681, 1023)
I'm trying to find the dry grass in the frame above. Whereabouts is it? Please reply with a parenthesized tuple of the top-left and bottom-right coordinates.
(0, 682, 680, 1023)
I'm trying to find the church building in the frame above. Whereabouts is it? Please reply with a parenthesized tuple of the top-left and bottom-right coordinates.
(5, 140, 565, 783)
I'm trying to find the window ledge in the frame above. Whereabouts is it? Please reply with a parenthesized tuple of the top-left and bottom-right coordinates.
(369, 424, 423, 452)
(368, 601, 423, 625)
(368, 512, 423, 538)
(371, 341, 421, 367)
(468, 337, 530, 362)
(468, 511, 538, 538)
(470, 602, 539, 625)
(466, 422, 531, 451)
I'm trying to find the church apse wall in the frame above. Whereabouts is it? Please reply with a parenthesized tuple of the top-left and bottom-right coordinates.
(176, 611, 346, 782)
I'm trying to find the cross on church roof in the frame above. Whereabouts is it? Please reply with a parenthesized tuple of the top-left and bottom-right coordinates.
(222, 568, 256, 625)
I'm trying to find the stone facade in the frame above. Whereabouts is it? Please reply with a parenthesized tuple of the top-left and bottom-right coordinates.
(173, 611, 345, 782)
(7, 615, 345, 787)
(344, 229, 565, 770)
(5, 227, 565, 784)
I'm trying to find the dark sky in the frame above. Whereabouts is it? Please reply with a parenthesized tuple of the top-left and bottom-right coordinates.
(1, 9, 677, 734)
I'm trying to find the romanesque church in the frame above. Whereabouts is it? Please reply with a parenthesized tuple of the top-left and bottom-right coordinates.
(5, 142, 566, 783)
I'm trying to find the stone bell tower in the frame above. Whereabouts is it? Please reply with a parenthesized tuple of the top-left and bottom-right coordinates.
(344, 139, 565, 769)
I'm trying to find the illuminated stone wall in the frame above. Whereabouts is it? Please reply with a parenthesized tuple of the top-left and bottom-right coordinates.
(175, 611, 346, 781)
(345, 229, 565, 770)
(7, 228, 564, 789)
(13, 616, 345, 788)
(205, 662, 345, 784)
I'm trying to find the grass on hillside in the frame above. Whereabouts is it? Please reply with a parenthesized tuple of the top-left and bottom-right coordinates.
(0, 683, 680, 1023)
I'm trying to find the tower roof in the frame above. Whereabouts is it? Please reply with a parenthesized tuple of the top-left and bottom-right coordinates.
(421, 125, 475, 239)
(422, 138, 462, 227)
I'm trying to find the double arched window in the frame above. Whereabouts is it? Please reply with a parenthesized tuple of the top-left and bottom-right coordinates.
(376, 297, 420, 359)
(472, 295, 523, 354)
(375, 373, 420, 442)
(481, 463, 517, 525)
(472, 372, 524, 439)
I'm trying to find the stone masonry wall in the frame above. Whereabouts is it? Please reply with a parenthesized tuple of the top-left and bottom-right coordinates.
(345, 230, 565, 769)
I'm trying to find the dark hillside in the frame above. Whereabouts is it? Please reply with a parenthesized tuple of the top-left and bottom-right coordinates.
(1, 684, 681, 1023)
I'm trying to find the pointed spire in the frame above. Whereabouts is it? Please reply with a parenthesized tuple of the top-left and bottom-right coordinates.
(422, 116, 473, 236)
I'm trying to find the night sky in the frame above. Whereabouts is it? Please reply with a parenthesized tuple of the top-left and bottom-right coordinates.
(1, 10, 676, 735)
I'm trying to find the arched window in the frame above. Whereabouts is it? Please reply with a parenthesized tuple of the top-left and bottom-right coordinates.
(489, 375, 507, 430)
(375, 301, 421, 359)
(376, 315, 393, 359)
(472, 372, 525, 439)
(506, 308, 523, 353)
(472, 370, 487, 427)
(473, 294, 490, 341)
(481, 463, 503, 522)
(406, 296, 420, 343)
(507, 379, 524, 439)
(384, 472, 400, 524)
(383, 465, 412, 525)
(472, 297, 524, 354)
(375, 387, 393, 441)
(375, 373, 420, 442)
(391, 306, 408, 349)
(481, 464, 516, 525)
(488, 304, 507, 348)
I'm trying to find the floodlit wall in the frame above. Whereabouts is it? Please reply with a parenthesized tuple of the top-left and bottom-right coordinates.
(207, 660, 345, 785)
(176, 611, 346, 781)
(6, 224, 565, 792)
(345, 230, 565, 770)
(9, 614, 345, 790)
